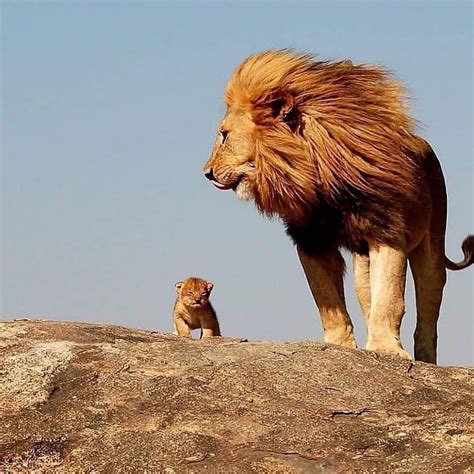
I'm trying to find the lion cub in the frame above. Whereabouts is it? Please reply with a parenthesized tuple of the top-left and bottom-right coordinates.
(173, 277, 221, 338)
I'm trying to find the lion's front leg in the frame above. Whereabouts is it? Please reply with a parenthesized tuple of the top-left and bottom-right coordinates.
(352, 252, 371, 325)
(366, 243, 412, 360)
(297, 246, 357, 348)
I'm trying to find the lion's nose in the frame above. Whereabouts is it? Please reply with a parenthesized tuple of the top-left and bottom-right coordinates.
(204, 168, 215, 181)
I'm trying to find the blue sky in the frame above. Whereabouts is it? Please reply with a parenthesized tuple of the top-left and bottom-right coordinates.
(2, 1, 472, 365)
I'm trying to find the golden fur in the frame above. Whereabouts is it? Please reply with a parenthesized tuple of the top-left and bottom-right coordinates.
(208, 50, 430, 242)
(204, 50, 473, 363)
(173, 277, 221, 338)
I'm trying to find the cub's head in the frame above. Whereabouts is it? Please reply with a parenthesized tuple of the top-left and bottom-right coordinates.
(175, 277, 214, 308)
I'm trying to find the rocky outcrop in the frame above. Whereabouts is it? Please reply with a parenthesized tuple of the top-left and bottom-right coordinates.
(0, 319, 472, 472)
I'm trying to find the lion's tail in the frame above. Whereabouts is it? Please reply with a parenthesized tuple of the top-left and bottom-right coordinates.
(445, 235, 474, 271)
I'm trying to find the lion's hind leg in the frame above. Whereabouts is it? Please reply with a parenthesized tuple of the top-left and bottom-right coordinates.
(409, 237, 446, 364)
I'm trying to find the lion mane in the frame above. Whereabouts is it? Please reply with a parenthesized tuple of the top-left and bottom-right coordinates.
(224, 49, 429, 253)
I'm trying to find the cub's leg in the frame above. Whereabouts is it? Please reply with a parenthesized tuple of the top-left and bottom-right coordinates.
(297, 246, 357, 348)
(174, 318, 192, 337)
(201, 318, 221, 338)
(408, 237, 446, 364)
(352, 252, 371, 324)
(365, 244, 411, 359)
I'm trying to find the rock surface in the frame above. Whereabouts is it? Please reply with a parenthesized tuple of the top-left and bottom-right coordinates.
(0, 319, 472, 473)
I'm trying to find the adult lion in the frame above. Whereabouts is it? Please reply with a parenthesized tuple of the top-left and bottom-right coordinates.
(203, 50, 473, 364)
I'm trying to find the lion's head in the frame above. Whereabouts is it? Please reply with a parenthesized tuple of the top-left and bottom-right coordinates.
(204, 49, 423, 226)
(175, 277, 213, 308)
(204, 109, 257, 202)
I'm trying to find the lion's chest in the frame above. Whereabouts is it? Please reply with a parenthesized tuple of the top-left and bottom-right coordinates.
(285, 205, 390, 256)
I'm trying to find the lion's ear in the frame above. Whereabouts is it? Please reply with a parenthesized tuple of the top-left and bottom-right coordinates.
(175, 281, 183, 292)
(271, 94, 294, 122)
(206, 282, 214, 293)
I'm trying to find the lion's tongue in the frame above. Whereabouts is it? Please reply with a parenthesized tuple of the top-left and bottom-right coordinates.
(212, 181, 232, 190)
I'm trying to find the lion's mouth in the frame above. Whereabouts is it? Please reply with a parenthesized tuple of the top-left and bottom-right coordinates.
(211, 175, 243, 191)
(211, 181, 234, 191)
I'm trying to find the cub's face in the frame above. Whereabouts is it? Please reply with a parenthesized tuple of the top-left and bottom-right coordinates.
(203, 109, 257, 201)
(176, 277, 214, 308)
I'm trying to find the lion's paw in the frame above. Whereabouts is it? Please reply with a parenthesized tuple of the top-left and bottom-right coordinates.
(325, 331, 357, 349)
(365, 341, 413, 360)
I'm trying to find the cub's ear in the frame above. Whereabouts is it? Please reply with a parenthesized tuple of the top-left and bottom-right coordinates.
(206, 282, 214, 292)
(271, 94, 294, 122)
(175, 281, 183, 292)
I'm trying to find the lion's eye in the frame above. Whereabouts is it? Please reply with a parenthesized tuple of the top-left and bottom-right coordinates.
(248, 161, 255, 168)
(187, 291, 193, 296)
(219, 130, 229, 145)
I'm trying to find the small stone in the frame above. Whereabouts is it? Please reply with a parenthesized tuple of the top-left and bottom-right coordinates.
(185, 453, 207, 463)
